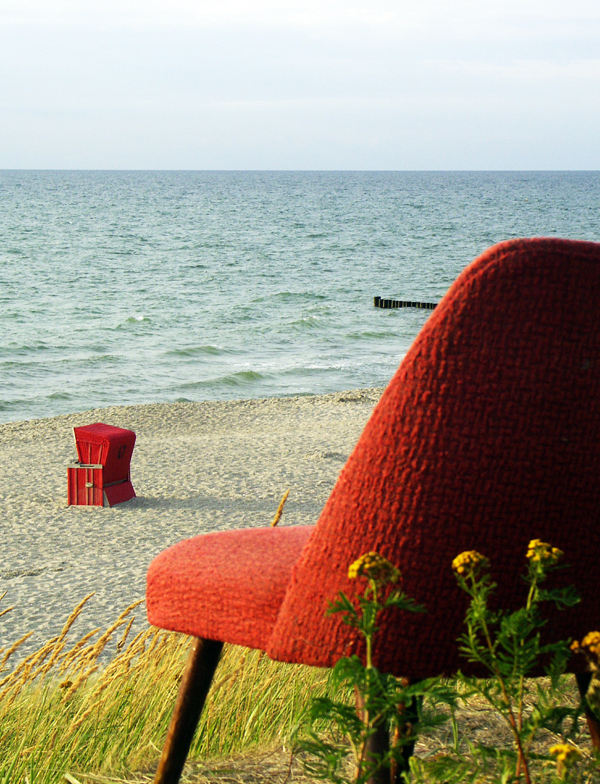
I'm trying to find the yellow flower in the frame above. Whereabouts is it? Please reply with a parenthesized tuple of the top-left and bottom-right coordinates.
(451, 550, 489, 577)
(581, 631, 600, 656)
(526, 539, 563, 565)
(348, 552, 400, 584)
(549, 743, 581, 770)
(571, 631, 600, 670)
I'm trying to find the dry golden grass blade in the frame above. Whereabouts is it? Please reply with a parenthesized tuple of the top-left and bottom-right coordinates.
(66, 775, 152, 784)
(35, 593, 96, 678)
(29, 640, 70, 682)
(212, 651, 249, 692)
(0, 640, 50, 688)
(0, 633, 58, 698)
(58, 593, 96, 637)
(139, 631, 169, 663)
(68, 698, 104, 733)
(270, 489, 290, 527)
(117, 617, 135, 652)
(59, 629, 102, 673)
(0, 631, 34, 672)
(90, 630, 149, 691)
(138, 627, 164, 660)
(84, 600, 145, 661)
(62, 664, 99, 700)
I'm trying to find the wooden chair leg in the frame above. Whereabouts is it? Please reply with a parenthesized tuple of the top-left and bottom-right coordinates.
(153, 637, 224, 784)
(367, 724, 391, 784)
(576, 672, 600, 750)
(355, 687, 389, 784)
(391, 694, 421, 784)
(355, 685, 420, 784)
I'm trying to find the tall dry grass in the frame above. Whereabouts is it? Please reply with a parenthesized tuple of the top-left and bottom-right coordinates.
(0, 592, 333, 783)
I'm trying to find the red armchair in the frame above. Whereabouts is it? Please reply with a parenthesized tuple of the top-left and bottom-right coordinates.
(147, 238, 600, 782)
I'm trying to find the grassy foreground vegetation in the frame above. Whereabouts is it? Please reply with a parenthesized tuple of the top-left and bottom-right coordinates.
(0, 593, 333, 783)
(294, 545, 600, 784)
(2, 539, 599, 783)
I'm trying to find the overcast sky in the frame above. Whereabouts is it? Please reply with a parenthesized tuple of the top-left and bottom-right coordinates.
(1, 0, 599, 169)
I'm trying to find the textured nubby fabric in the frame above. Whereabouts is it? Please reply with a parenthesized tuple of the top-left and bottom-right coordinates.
(147, 526, 313, 650)
(148, 238, 600, 678)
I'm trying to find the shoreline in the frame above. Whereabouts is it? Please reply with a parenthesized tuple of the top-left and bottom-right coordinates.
(0, 388, 383, 655)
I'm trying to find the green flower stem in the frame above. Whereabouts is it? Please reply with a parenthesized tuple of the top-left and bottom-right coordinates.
(518, 569, 541, 742)
(365, 578, 378, 671)
(467, 572, 532, 784)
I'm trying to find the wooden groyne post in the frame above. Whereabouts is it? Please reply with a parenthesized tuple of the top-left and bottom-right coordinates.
(374, 296, 438, 310)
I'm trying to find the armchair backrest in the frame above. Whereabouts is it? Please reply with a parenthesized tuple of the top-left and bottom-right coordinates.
(267, 238, 600, 677)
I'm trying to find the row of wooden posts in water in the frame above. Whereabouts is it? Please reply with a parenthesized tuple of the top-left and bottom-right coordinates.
(374, 296, 438, 310)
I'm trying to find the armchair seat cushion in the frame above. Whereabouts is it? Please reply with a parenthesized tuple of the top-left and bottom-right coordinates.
(147, 525, 314, 650)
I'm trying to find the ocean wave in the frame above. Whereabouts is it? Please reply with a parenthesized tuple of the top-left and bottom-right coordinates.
(0, 399, 24, 412)
(288, 316, 329, 331)
(346, 330, 401, 341)
(176, 370, 269, 391)
(252, 291, 328, 305)
(47, 391, 73, 401)
(279, 365, 344, 378)
(115, 315, 152, 329)
(0, 342, 53, 355)
(165, 345, 236, 358)
(81, 353, 124, 365)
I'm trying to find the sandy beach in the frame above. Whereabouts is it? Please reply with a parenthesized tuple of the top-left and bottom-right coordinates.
(0, 388, 383, 655)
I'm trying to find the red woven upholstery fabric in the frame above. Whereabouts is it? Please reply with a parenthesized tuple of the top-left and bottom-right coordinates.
(267, 238, 600, 676)
(147, 525, 313, 650)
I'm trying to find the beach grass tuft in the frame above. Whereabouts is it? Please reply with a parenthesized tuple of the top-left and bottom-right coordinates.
(0, 594, 333, 783)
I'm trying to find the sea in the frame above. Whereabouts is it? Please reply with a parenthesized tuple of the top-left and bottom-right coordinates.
(2, 170, 600, 424)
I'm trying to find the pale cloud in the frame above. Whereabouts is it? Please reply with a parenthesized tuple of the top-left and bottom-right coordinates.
(431, 59, 600, 80)
(0, 0, 410, 28)
(2, 0, 599, 31)
(1, 0, 600, 167)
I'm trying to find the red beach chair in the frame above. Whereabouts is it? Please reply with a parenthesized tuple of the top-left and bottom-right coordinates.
(147, 238, 600, 783)
(67, 422, 136, 507)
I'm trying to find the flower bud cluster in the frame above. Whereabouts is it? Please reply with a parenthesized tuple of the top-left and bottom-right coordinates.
(348, 552, 400, 584)
(549, 743, 582, 770)
(451, 550, 490, 578)
(526, 538, 563, 565)
(571, 630, 600, 671)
